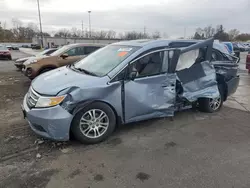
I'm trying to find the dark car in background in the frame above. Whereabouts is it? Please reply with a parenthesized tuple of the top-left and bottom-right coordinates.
(0, 45, 12, 60)
(31, 44, 41, 50)
(14, 48, 58, 70)
(232, 42, 246, 52)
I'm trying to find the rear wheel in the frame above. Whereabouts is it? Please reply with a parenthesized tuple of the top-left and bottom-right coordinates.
(198, 85, 224, 113)
(71, 102, 116, 144)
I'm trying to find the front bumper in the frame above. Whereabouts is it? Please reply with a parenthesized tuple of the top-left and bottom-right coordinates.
(22, 94, 73, 141)
(0, 54, 11, 59)
(14, 62, 24, 69)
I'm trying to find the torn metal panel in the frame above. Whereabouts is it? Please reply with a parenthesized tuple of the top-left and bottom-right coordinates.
(177, 61, 220, 102)
(124, 73, 176, 123)
(59, 82, 124, 121)
(213, 61, 238, 81)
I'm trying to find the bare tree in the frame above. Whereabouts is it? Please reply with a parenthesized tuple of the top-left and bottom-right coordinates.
(151, 31, 161, 39)
(228, 29, 240, 41)
(54, 28, 71, 38)
(203, 25, 215, 38)
(106, 30, 116, 39)
(11, 18, 23, 39)
(71, 27, 81, 37)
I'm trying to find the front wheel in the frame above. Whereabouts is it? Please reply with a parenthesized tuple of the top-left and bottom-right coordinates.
(198, 85, 224, 113)
(71, 102, 116, 144)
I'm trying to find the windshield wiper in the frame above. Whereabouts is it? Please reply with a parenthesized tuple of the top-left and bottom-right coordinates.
(72, 65, 97, 76)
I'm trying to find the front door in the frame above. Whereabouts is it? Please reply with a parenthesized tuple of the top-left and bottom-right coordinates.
(57, 46, 86, 66)
(124, 50, 177, 123)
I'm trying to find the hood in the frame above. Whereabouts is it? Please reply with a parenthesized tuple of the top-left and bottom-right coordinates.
(16, 56, 31, 62)
(32, 66, 109, 95)
(0, 50, 9, 53)
(23, 55, 48, 65)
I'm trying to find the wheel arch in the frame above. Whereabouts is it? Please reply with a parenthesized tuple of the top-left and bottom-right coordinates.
(38, 65, 58, 75)
(69, 100, 122, 136)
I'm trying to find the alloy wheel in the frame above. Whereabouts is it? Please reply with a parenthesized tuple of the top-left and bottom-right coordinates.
(79, 109, 109, 139)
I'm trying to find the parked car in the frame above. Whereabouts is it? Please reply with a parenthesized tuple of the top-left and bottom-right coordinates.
(6, 45, 12, 50)
(21, 44, 30, 48)
(12, 45, 19, 50)
(246, 51, 250, 73)
(223, 42, 234, 54)
(14, 48, 58, 70)
(21, 38, 239, 144)
(0, 45, 12, 60)
(24, 43, 104, 79)
(31, 44, 41, 50)
(243, 43, 250, 51)
(232, 42, 246, 52)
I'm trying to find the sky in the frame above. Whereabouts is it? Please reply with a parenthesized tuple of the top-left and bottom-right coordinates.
(0, 0, 249, 38)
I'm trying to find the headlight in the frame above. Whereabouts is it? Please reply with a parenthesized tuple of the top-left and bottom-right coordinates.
(30, 59, 38, 64)
(35, 95, 66, 108)
(24, 59, 37, 66)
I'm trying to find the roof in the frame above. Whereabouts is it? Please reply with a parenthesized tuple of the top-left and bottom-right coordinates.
(66, 43, 106, 47)
(113, 39, 202, 47)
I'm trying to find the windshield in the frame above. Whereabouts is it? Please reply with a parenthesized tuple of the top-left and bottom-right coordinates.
(73, 45, 139, 76)
(36, 49, 50, 56)
(0, 46, 8, 50)
(50, 45, 69, 56)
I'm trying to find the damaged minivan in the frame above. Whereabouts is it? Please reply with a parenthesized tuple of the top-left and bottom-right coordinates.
(22, 38, 240, 144)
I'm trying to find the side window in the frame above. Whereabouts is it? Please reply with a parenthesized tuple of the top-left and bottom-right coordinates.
(85, 46, 100, 55)
(46, 49, 56, 55)
(66, 48, 77, 56)
(75, 47, 85, 55)
(128, 51, 164, 78)
(112, 69, 126, 82)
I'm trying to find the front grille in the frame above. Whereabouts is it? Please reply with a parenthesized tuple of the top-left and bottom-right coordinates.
(26, 87, 40, 108)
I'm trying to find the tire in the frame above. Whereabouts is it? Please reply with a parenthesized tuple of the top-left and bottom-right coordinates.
(39, 68, 54, 75)
(8, 56, 12, 60)
(71, 102, 116, 144)
(198, 85, 224, 113)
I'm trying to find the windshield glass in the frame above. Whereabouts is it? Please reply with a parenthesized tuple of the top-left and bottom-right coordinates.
(0, 46, 8, 50)
(36, 49, 50, 56)
(50, 45, 69, 56)
(74, 45, 139, 76)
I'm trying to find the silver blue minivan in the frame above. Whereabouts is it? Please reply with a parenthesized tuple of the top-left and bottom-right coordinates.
(22, 38, 239, 144)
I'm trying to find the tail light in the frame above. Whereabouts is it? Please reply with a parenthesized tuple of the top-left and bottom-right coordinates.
(246, 54, 250, 69)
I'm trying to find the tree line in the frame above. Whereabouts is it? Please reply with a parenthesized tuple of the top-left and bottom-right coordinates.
(193, 24, 250, 41)
(0, 19, 50, 42)
(0, 19, 161, 42)
(54, 28, 161, 40)
(1, 19, 250, 43)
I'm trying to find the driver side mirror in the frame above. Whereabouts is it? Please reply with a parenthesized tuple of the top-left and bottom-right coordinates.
(128, 71, 137, 81)
(61, 53, 69, 59)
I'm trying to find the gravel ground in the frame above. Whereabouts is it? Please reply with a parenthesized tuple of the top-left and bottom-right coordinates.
(0, 51, 250, 188)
